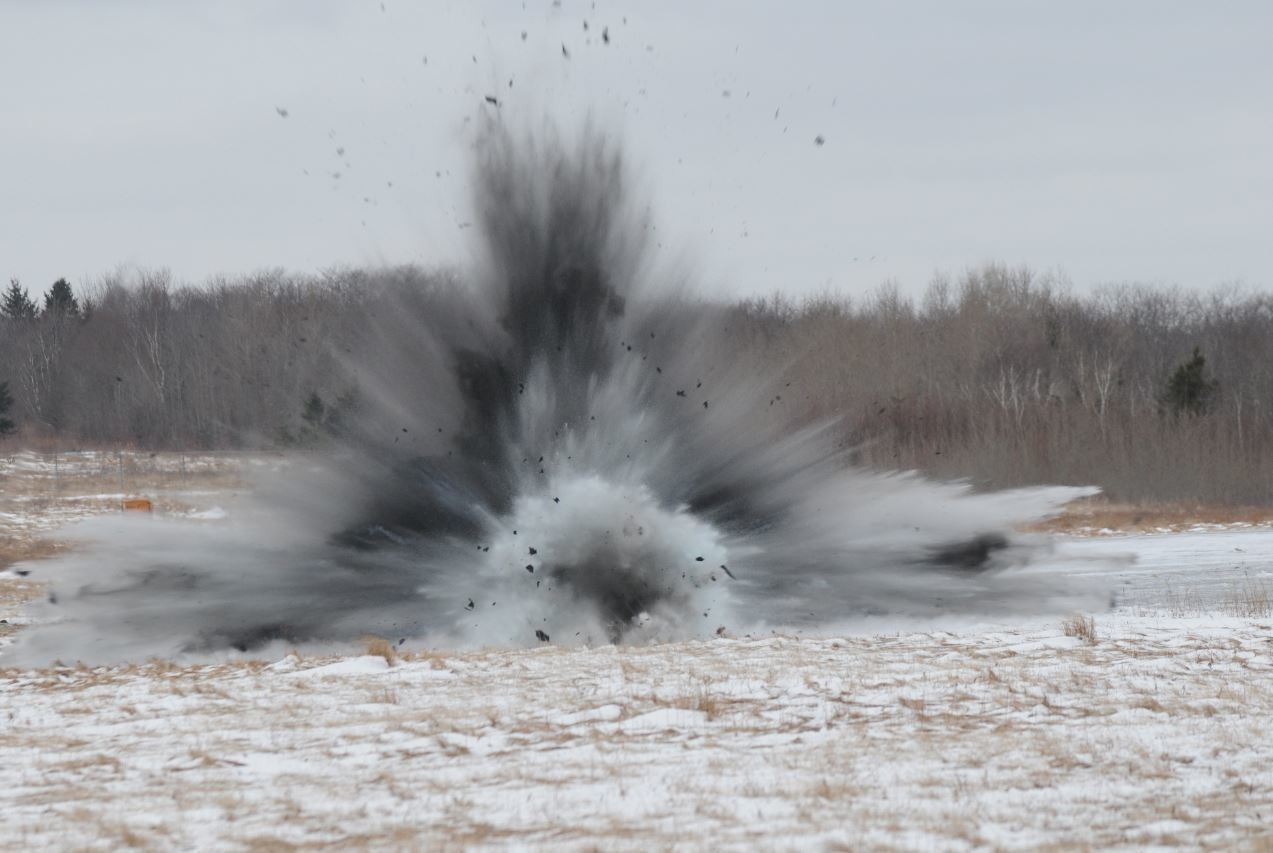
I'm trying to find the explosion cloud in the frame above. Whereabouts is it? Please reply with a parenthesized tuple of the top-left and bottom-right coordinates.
(6, 124, 1105, 665)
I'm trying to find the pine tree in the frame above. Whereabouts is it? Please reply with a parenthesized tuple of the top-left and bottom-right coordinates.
(0, 381, 15, 437)
(1, 279, 37, 320)
(1162, 346, 1218, 416)
(44, 277, 79, 317)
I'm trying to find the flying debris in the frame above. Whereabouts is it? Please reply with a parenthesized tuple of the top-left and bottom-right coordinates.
(275, 106, 289, 118)
(814, 135, 826, 146)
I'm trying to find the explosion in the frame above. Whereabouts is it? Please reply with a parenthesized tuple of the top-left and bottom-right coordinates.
(6, 124, 1103, 665)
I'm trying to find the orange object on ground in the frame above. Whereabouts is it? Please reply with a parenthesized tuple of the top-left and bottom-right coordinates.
(122, 498, 153, 512)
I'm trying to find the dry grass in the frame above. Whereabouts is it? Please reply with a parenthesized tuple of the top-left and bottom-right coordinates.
(1027, 496, 1273, 535)
(0, 537, 66, 571)
(361, 635, 399, 666)
(1223, 579, 1272, 618)
(1061, 613, 1097, 644)
(5, 622, 1273, 850)
(2, 451, 250, 495)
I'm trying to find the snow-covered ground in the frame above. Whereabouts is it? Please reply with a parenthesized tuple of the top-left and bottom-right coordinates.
(1, 614, 1271, 850)
(1, 454, 1271, 849)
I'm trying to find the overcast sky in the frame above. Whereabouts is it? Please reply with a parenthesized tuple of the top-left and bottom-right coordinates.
(2, 1, 1271, 301)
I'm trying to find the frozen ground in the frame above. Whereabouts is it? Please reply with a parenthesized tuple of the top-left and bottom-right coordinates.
(2, 613, 1271, 850)
(1, 453, 1271, 850)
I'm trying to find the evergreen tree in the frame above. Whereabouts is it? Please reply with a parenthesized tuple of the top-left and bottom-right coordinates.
(0, 381, 15, 437)
(1162, 346, 1218, 416)
(301, 392, 327, 429)
(1, 278, 37, 320)
(296, 389, 358, 445)
(297, 392, 328, 445)
(44, 277, 79, 317)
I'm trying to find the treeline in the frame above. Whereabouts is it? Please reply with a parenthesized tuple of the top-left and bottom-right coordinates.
(0, 269, 370, 449)
(1, 264, 1271, 505)
(728, 265, 1273, 505)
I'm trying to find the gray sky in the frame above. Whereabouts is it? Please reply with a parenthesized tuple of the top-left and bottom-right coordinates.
(2, 1, 1271, 301)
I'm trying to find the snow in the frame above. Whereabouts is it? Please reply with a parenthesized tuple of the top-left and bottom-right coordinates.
(286, 655, 393, 677)
(185, 505, 228, 520)
(1, 455, 1272, 848)
(1, 609, 1271, 849)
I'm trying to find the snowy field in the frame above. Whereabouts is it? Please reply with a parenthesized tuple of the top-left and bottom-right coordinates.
(1, 453, 1272, 850)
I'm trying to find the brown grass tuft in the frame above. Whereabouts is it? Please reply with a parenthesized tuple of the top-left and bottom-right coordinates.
(362, 635, 399, 665)
(1062, 614, 1097, 644)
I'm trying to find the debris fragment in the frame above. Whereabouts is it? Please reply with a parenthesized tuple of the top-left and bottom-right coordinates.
(535, 629, 550, 642)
